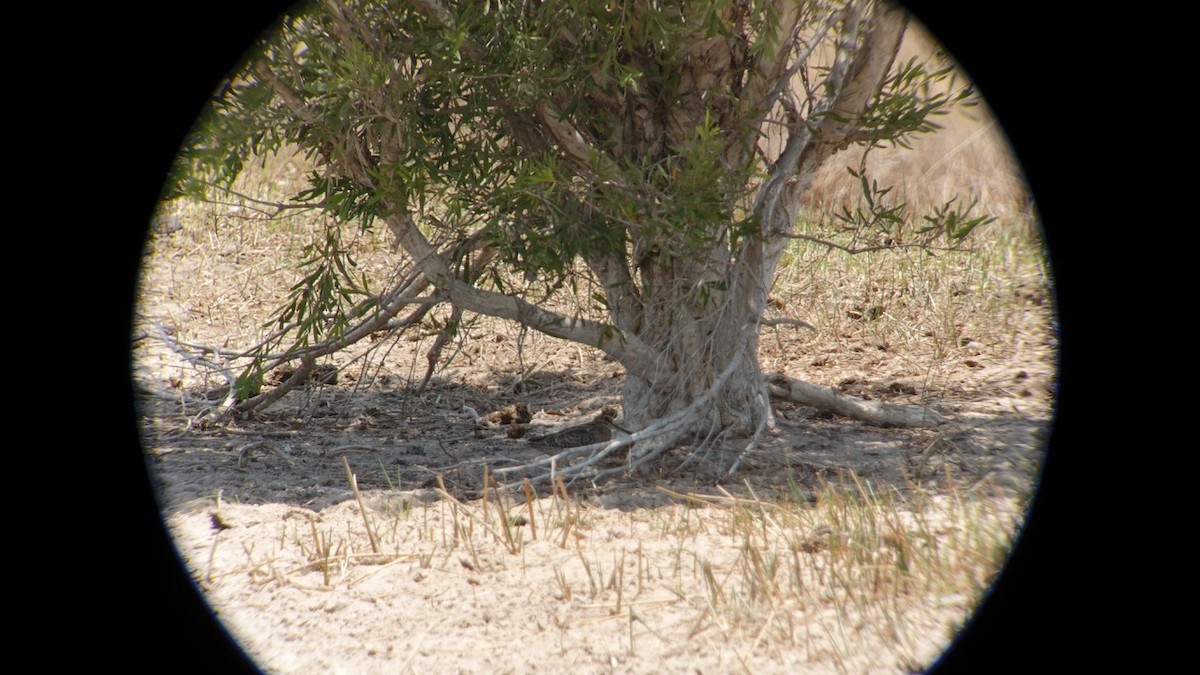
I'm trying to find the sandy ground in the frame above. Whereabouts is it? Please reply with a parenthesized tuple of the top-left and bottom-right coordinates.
(135, 265, 1052, 673)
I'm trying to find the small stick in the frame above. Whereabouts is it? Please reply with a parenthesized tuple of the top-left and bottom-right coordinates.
(490, 479, 518, 554)
(481, 465, 491, 528)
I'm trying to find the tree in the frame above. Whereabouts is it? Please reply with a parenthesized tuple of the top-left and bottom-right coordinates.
(165, 0, 987, 482)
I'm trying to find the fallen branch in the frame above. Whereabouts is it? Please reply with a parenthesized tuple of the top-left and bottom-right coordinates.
(761, 317, 817, 331)
(767, 372, 944, 428)
(232, 357, 315, 419)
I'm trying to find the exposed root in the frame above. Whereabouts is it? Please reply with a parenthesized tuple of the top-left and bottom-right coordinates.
(767, 372, 944, 428)
(495, 336, 765, 487)
(492, 435, 633, 487)
(417, 303, 463, 394)
(726, 386, 775, 476)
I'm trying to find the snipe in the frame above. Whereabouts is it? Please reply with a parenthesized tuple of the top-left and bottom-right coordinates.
(528, 406, 626, 449)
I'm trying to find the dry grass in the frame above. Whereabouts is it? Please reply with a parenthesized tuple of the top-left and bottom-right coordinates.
(172, 458, 1022, 673)
(769, 214, 1048, 401)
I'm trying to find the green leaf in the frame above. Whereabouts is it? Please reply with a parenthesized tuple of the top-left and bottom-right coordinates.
(234, 366, 264, 401)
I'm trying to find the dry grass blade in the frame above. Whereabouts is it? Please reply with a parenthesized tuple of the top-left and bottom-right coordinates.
(342, 456, 380, 554)
(433, 477, 519, 553)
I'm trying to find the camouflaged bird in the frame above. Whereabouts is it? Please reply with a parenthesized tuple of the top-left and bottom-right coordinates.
(528, 406, 626, 449)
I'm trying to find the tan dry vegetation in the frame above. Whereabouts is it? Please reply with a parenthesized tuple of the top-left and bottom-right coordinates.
(165, 471, 1021, 673)
(805, 20, 1032, 222)
(135, 56, 1053, 674)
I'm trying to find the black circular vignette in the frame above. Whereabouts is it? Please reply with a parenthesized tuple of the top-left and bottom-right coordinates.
(98, 5, 293, 672)
(902, 2, 1090, 672)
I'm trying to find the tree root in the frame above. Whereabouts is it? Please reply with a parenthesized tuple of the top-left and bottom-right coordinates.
(232, 357, 316, 419)
(767, 373, 944, 428)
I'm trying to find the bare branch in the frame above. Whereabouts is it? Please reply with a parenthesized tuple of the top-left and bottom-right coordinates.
(257, 62, 318, 126)
(233, 357, 315, 418)
(755, 9, 840, 126)
(781, 231, 972, 255)
(760, 317, 816, 331)
(383, 210, 665, 382)
(416, 304, 462, 394)
(754, 1, 908, 229)
(768, 372, 944, 428)
(536, 102, 601, 172)
(191, 179, 318, 216)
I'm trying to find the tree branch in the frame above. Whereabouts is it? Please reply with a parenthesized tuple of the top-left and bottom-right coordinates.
(259, 48, 667, 383)
(753, 1, 907, 232)
(536, 102, 602, 173)
(768, 372, 944, 428)
(780, 231, 970, 255)
(191, 179, 318, 217)
(384, 210, 665, 382)
(736, 0, 804, 131)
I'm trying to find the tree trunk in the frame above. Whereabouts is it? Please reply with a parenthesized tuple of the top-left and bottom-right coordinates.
(613, 238, 773, 445)
(607, 2, 911, 448)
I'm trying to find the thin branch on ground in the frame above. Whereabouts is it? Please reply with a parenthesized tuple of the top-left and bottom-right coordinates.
(760, 317, 817, 331)
(191, 178, 323, 217)
(780, 231, 972, 255)
(768, 372, 945, 427)
(417, 303, 463, 394)
(232, 357, 315, 419)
